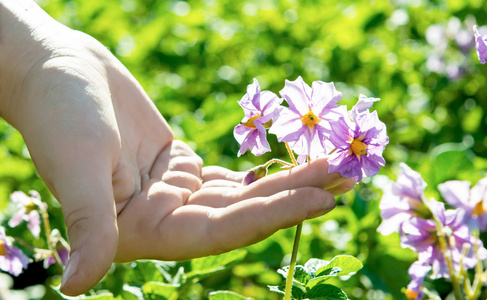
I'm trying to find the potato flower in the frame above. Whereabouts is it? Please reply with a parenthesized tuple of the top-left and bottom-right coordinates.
(438, 177, 487, 230)
(400, 200, 487, 279)
(474, 25, 487, 64)
(8, 191, 47, 238)
(377, 163, 431, 236)
(269, 76, 346, 159)
(327, 108, 388, 182)
(234, 79, 282, 156)
(0, 226, 30, 276)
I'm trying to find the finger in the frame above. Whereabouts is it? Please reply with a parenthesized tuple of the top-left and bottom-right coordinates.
(201, 180, 241, 189)
(162, 171, 202, 194)
(186, 187, 235, 206)
(239, 158, 346, 199)
(327, 178, 356, 196)
(150, 140, 202, 178)
(19, 69, 120, 296)
(201, 166, 246, 183)
(28, 136, 118, 296)
(137, 187, 336, 260)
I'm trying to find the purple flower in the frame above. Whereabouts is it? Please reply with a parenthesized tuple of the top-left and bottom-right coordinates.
(405, 261, 431, 300)
(8, 191, 47, 238)
(474, 25, 487, 64)
(0, 227, 30, 276)
(327, 107, 388, 182)
(43, 244, 70, 268)
(400, 201, 487, 279)
(269, 76, 346, 159)
(234, 79, 282, 156)
(377, 163, 430, 236)
(349, 94, 380, 121)
(438, 177, 487, 230)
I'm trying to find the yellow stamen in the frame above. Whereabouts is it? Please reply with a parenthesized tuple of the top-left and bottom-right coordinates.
(473, 201, 485, 216)
(242, 114, 261, 128)
(24, 201, 38, 213)
(0, 240, 6, 256)
(405, 289, 419, 299)
(301, 110, 320, 127)
(351, 139, 367, 156)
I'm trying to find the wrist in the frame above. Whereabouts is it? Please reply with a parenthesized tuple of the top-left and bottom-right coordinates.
(0, 0, 64, 127)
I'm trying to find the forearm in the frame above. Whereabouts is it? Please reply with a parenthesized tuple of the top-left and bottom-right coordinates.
(0, 0, 63, 125)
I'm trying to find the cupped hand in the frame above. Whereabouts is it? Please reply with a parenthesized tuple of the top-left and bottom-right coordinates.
(11, 23, 354, 297)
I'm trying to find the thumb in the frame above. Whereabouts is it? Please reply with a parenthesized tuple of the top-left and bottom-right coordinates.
(31, 136, 119, 296)
(59, 180, 118, 296)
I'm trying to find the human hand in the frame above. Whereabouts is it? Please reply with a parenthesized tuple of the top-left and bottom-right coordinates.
(0, 1, 354, 296)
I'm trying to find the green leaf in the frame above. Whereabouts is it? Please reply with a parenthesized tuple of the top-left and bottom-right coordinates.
(119, 285, 143, 300)
(268, 285, 305, 300)
(278, 265, 309, 285)
(186, 250, 247, 280)
(208, 290, 251, 300)
(306, 284, 348, 300)
(317, 267, 342, 277)
(316, 255, 363, 277)
(52, 288, 114, 300)
(126, 261, 166, 286)
(305, 268, 342, 290)
(429, 144, 474, 185)
(304, 259, 331, 279)
(142, 282, 179, 300)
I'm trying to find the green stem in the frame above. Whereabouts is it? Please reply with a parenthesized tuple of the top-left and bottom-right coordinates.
(284, 223, 303, 300)
(434, 221, 462, 300)
(283, 142, 301, 300)
(40, 206, 63, 270)
(264, 158, 294, 169)
(469, 230, 484, 299)
(285, 143, 298, 166)
(420, 195, 462, 300)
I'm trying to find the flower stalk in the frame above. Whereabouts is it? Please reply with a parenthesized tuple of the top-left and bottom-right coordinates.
(284, 142, 300, 300)
(40, 205, 65, 269)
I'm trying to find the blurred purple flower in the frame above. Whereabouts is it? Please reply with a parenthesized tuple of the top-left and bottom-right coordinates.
(234, 78, 281, 156)
(327, 108, 388, 182)
(405, 261, 430, 300)
(43, 244, 69, 268)
(8, 191, 47, 238)
(0, 227, 30, 276)
(378, 163, 430, 236)
(474, 25, 487, 64)
(401, 200, 487, 279)
(269, 76, 346, 159)
(438, 177, 487, 230)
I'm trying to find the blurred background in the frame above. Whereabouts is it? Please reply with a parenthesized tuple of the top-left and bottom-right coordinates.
(1, 0, 487, 299)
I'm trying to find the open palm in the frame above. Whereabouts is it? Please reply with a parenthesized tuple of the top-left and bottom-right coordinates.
(13, 26, 354, 296)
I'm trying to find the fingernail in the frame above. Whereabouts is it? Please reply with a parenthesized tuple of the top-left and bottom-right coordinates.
(61, 251, 80, 288)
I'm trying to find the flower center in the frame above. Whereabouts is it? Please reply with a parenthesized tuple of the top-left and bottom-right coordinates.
(0, 240, 6, 256)
(242, 114, 260, 128)
(24, 201, 38, 213)
(405, 289, 419, 299)
(242, 114, 273, 129)
(301, 110, 320, 128)
(351, 139, 367, 156)
(473, 201, 485, 216)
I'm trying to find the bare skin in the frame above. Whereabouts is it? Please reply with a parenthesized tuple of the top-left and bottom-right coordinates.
(0, 0, 355, 296)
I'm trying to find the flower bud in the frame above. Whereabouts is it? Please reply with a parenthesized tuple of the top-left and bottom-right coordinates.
(242, 165, 268, 186)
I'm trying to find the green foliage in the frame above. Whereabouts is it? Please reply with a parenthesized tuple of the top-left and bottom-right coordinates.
(208, 290, 251, 300)
(269, 256, 363, 299)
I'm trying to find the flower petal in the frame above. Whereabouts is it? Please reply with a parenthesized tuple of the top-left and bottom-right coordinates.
(279, 76, 311, 115)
